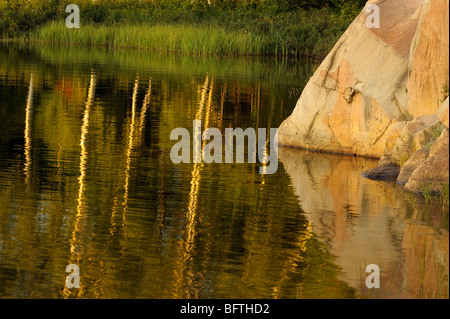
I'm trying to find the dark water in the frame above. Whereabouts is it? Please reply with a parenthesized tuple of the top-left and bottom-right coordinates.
(0, 43, 448, 299)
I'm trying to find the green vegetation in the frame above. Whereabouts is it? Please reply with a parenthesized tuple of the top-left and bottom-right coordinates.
(1, 0, 366, 57)
(441, 80, 449, 102)
(441, 183, 450, 209)
(418, 182, 449, 211)
(419, 183, 433, 202)
(31, 22, 268, 55)
(407, 182, 449, 228)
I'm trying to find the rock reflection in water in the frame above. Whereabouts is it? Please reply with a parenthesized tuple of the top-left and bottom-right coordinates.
(278, 147, 449, 298)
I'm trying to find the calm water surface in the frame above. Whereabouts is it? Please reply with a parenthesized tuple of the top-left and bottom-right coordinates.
(0, 43, 448, 299)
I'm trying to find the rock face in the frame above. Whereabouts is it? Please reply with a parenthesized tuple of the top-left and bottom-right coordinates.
(374, 114, 445, 168)
(278, 0, 449, 192)
(361, 163, 400, 181)
(278, 0, 449, 158)
(396, 149, 429, 185)
(407, 0, 450, 118)
(437, 97, 449, 128)
(404, 128, 449, 192)
(363, 99, 448, 193)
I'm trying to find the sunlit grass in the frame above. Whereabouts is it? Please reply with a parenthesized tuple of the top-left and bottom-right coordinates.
(419, 183, 433, 203)
(415, 183, 450, 217)
(440, 183, 450, 211)
(29, 21, 270, 56)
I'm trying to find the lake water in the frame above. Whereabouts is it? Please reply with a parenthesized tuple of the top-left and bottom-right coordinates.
(0, 43, 448, 299)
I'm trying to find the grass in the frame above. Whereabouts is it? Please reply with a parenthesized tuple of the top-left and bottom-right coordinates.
(406, 183, 449, 229)
(28, 22, 268, 56)
(408, 192, 416, 208)
(441, 184, 450, 211)
(417, 183, 449, 213)
(419, 183, 433, 204)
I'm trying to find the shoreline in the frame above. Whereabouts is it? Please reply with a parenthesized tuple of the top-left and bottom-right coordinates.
(5, 22, 322, 58)
(1, 37, 316, 59)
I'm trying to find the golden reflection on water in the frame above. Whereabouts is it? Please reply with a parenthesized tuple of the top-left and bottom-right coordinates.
(62, 73, 96, 299)
(174, 76, 215, 298)
(109, 76, 153, 237)
(122, 75, 140, 229)
(1, 46, 447, 298)
(271, 221, 314, 298)
(138, 78, 152, 141)
(24, 73, 34, 186)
